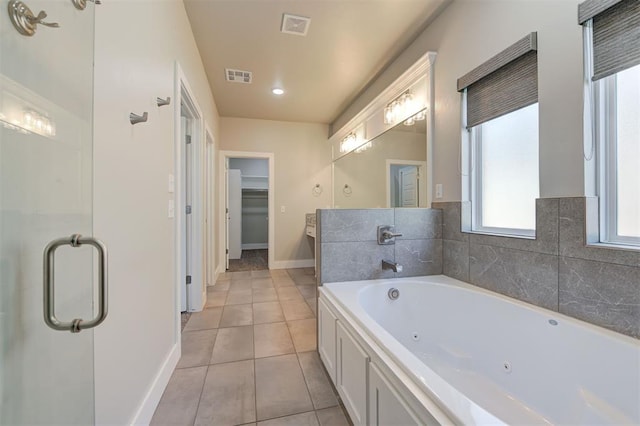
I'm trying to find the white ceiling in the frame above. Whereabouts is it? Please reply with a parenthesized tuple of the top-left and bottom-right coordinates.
(183, 0, 447, 124)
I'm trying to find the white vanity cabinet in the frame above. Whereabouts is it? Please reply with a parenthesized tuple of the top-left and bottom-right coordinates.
(318, 298, 338, 384)
(336, 321, 370, 426)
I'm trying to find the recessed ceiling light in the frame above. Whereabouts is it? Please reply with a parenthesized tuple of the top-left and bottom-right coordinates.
(272, 88, 284, 95)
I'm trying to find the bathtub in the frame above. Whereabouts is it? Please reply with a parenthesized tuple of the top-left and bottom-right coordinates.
(320, 275, 640, 425)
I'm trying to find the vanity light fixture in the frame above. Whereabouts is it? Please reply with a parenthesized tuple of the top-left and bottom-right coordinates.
(0, 108, 56, 137)
(404, 108, 427, 126)
(383, 91, 414, 125)
(272, 88, 284, 95)
(340, 132, 359, 153)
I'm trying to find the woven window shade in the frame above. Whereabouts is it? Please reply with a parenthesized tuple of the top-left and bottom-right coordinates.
(582, 0, 640, 81)
(458, 33, 538, 129)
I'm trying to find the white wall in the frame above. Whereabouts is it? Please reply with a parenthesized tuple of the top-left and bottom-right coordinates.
(93, 1, 219, 424)
(331, 0, 584, 200)
(229, 158, 269, 177)
(220, 118, 332, 266)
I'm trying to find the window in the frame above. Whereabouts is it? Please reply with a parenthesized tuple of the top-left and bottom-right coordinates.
(581, 0, 640, 247)
(596, 64, 640, 245)
(458, 33, 539, 237)
(472, 104, 539, 234)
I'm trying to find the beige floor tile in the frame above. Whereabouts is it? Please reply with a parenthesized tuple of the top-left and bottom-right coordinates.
(226, 289, 253, 305)
(254, 322, 295, 358)
(253, 301, 285, 324)
(292, 274, 316, 286)
(298, 286, 317, 299)
(252, 278, 274, 289)
(281, 299, 314, 321)
(315, 406, 350, 426)
(150, 366, 207, 426)
(210, 326, 254, 364)
(287, 319, 317, 352)
(277, 286, 304, 301)
(230, 271, 252, 280)
(269, 269, 289, 278)
(230, 279, 253, 291)
(220, 304, 253, 327)
(216, 272, 232, 281)
(286, 268, 313, 277)
(255, 354, 313, 420)
(257, 411, 319, 426)
(183, 307, 222, 332)
(210, 280, 230, 291)
(251, 270, 272, 278)
(306, 298, 317, 316)
(272, 277, 296, 288)
(177, 329, 217, 368)
(195, 360, 256, 425)
(253, 288, 278, 303)
(205, 291, 227, 308)
(297, 352, 338, 410)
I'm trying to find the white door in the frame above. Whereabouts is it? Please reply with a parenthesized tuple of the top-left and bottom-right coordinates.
(399, 166, 419, 207)
(227, 169, 242, 260)
(1, 1, 102, 423)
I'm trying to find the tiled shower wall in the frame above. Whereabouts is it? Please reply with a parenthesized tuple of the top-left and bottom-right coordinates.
(316, 199, 639, 339)
(434, 198, 639, 339)
(316, 208, 442, 284)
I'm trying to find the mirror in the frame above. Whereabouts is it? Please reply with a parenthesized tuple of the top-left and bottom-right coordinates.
(333, 109, 427, 208)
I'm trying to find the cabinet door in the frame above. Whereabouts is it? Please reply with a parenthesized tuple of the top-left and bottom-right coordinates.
(318, 298, 338, 384)
(369, 363, 425, 426)
(337, 321, 369, 426)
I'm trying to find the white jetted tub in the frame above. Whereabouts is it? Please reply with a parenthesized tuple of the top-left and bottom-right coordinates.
(319, 275, 640, 425)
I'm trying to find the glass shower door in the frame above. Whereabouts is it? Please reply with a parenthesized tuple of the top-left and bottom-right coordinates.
(1, 0, 97, 423)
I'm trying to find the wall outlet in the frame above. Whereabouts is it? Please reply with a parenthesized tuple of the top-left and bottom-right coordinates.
(280, 205, 286, 213)
(168, 199, 175, 218)
(435, 184, 443, 199)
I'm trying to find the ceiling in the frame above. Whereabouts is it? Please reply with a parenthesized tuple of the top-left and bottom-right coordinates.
(183, 0, 447, 124)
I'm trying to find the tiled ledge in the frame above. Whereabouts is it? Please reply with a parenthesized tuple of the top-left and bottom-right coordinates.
(434, 198, 639, 339)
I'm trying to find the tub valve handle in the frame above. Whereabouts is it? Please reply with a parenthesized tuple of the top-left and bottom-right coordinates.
(378, 225, 402, 245)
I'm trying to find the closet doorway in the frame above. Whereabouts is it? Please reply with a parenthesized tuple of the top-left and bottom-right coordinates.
(219, 151, 275, 272)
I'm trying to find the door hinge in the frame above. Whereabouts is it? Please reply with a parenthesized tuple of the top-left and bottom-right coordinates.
(186, 205, 192, 214)
(226, 249, 229, 254)
(186, 275, 192, 285)
(186, 135, 192, 144)
(226, 208, 229, 214)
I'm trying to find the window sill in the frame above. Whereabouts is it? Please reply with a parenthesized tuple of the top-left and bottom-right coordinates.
(586, 241, 640, 253)
(464, 229, 536, 240)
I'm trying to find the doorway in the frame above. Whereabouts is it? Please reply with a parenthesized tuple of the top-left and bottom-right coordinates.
(386, 160, 428, 208)
(219, 151, 274, 273)
(176, 66, 205, 314)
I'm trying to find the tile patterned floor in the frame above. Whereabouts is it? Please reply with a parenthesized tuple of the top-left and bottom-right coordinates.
(151, 268, 351, 426)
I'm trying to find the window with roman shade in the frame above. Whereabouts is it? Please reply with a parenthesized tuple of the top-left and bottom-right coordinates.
(580, 0, 640, 247)
(458, 33, 540, 236)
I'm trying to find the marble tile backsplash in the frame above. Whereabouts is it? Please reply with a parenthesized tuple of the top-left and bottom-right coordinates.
(317, 208, 442, 284)
(434, 198, 640, 339)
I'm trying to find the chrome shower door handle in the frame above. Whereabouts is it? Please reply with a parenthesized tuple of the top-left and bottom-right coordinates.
(43, 234, 108, 333)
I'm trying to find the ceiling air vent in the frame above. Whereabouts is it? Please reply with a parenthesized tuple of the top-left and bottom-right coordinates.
(225, 68, 252, 84)
(281, 13, 311, 36)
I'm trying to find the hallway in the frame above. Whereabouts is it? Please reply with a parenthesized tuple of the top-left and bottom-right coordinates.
(151, 268, 350, 425)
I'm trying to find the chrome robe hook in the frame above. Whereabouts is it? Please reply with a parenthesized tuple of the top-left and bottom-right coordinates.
(8, 0, 59, 36)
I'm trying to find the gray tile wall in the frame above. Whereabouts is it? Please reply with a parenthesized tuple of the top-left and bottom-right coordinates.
(434, 198, 640, 339)
(317, 208, 442, 284)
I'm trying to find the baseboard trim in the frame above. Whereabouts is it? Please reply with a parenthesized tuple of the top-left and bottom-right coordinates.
(241, 243, 268, 250)
(129, 343, 180, 425)
(271, 259, 315, 270)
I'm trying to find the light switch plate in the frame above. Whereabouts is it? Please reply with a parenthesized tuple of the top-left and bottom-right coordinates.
(435, 184, 443, 199)
(168, 199, 175, 218)
(168, 174, 175, 193)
